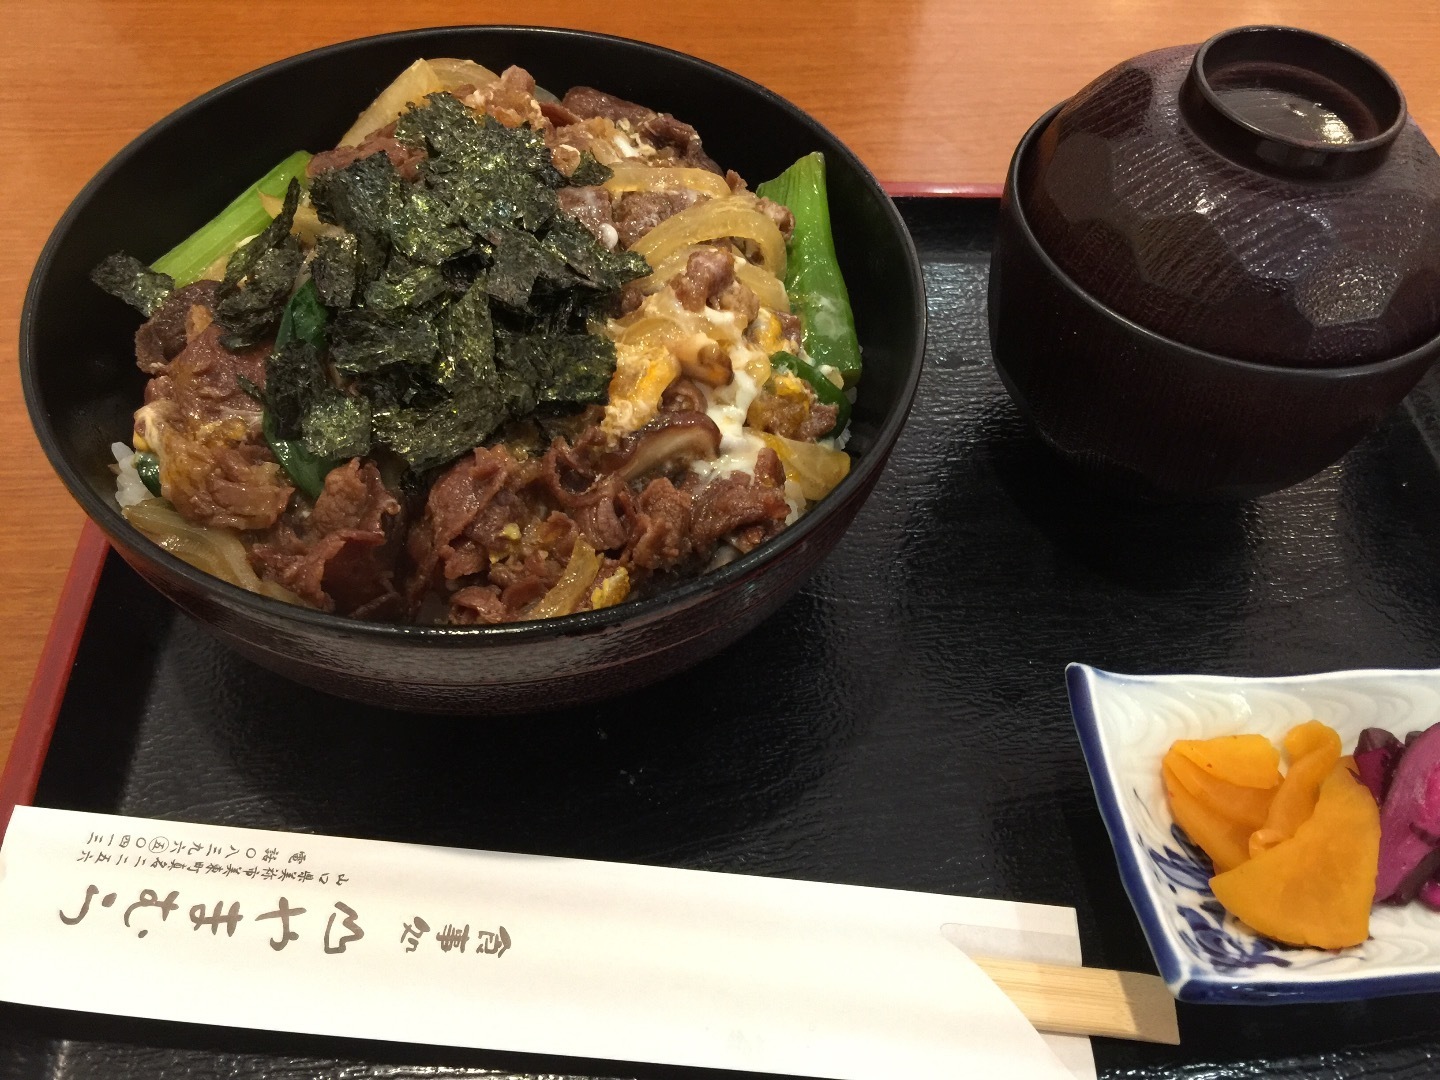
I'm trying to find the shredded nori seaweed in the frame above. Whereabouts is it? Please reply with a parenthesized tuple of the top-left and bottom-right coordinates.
(311, 234, 360, 308)
(214, 180, 307, 348)
(363, 258, 450, 311)
(214, 238, 305, 348)
(265, 340, 331, 439)
(90, 254, 174, 317)
(302, 394, 372, 460)
(543, 214, 650, 290)
(97, 90, 650, 479)
(568, 152, 612, 187)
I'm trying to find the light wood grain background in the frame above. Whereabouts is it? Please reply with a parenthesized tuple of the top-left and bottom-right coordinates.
(4, 0, 1438, 771)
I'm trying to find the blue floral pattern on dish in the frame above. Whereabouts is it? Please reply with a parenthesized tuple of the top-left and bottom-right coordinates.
(1142, 825, 1292, 973)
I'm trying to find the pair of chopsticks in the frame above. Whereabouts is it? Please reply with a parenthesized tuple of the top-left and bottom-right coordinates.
(970, 956, 1180, 1045)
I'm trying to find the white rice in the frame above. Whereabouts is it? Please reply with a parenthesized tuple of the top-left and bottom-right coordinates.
(111, 442, 151, 508)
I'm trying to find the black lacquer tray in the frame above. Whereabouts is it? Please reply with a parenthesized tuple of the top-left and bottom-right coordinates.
(6, 196, 1440, 1078)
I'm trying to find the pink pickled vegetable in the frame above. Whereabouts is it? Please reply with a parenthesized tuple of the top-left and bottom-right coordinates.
(1354, 727, 1403, 805)
(1375, 723, 1440, 902)
(1419, 877, 1440, 912)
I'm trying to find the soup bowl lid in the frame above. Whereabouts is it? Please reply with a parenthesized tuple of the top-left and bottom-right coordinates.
(1019, 25, 1440, 369)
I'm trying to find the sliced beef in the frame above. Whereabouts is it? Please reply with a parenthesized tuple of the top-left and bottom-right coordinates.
(756, 196, 796, 242)
(746, 379, 839, 442)
(406, 445, 520, 599)
(573, 475, 631, 552)
(670, 248, 734, 311)
(714, 280, 760, 326)
(307, 123, 426, 183)
(637, 114, 720, 172)
(141, 322, 267, 424)
(561, 88, 720, 171)
(613, 189, 701, 249)
(251, 460, 404, 616)
(540, 99, 583, 128)
(561, 86, 656, 127)
(557, 185, 617, 247)
(626, 477, 693, 570)
(450, 585, 509, 625)
(135, 281, 221, 373)
(777, 311, 803, 347)
(616, 280, 646, 316)
(162, 441, 294, 532)
(468, 65, 544, 129)
(689, 451, 790, 550)
(137, 322, 294, 531)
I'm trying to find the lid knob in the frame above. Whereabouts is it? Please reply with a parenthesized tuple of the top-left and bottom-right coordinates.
(1180, 25, 1406, 178)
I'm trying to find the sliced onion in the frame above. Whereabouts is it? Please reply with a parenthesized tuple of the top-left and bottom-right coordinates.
(758, 433, 851, 502)
(339, 59, 446, 146)
(123, 500, 303, 605)
(734, 260, 791, 313)
(257, 192, 332, 246)
(428, 57, 501, 92)
(630, 198, 787, 277)
(525, 539, 601, 620)
(604, 163, 731, 200)
(630, 243, 790, 313)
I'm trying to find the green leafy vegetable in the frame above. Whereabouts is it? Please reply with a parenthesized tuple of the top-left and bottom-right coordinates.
(150, 151, 312, 288)
(134, 452, 163, 497)
(262, 282, 344, 491)
(90, 254, 174, 317)
(274, 277, 328, 351)
(755, 152, 862, 387)
(263, 411, 333, 500)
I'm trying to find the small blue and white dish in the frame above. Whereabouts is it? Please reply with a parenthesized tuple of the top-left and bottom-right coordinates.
(1067, 662, 1440, 1004)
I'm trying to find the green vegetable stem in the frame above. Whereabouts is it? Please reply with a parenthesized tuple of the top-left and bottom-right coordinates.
(151, 151, 313, 288)
(755, 152, 862, 388)
(769, 351, 850, 438)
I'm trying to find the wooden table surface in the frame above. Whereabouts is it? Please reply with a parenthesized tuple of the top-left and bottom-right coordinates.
(2, 0, 1438, 776)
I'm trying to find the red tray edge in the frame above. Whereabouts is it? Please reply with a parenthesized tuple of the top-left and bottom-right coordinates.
(0, 519, 110, 840)
(0, 184, 1000, 841)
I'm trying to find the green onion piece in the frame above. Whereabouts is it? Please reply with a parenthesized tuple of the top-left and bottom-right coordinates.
(755, 153, 862, 387)
(133, 452, 163, 497)
(769, 351, 850, 438)
(151, 151, 313, 287)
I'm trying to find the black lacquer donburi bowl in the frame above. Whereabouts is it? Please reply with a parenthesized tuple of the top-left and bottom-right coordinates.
(21, 26, 925, 714)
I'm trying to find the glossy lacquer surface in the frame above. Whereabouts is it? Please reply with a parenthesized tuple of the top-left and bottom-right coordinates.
(1024, 40, 1440, 368)
(8, 201, 1440, 1077)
